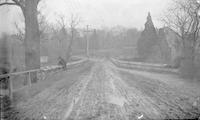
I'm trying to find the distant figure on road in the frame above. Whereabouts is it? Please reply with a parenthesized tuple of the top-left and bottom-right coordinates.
(58, 57, 67, 71)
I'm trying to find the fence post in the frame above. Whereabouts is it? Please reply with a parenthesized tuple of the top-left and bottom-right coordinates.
(8, 76, 13, 100)
(28, 72, 31, 87)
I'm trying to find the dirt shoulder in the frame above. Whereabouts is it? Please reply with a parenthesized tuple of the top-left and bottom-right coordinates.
(115, 64, 200, 119)
(9, 61, 94, 120)
(13, 61, 93, 103)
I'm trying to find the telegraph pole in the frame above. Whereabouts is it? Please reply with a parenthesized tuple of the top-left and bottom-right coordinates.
(85, 25, 93, 57)
(86, 25, 89, 57)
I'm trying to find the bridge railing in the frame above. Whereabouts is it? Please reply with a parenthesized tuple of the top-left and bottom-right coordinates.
(0, 58, 88, 99)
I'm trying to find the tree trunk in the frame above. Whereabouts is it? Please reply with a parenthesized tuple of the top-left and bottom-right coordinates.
(23, 0, 40, 83)
(179, 37, 196, 79)
(66, 30, 74, 64)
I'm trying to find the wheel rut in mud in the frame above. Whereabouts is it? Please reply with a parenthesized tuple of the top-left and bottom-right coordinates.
(15, 60, 200, 120)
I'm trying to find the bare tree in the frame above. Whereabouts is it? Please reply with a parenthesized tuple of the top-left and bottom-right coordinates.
(56, 14, 80, 67)
(14, 22, 24, 42)
(57, 14, 68, 46)
(162, 0, 200, 78)
(163, 0, 200, 47)
(38, 12, 50, 43)
(0, 0, 42, 82)
(67, 14, 80, 62)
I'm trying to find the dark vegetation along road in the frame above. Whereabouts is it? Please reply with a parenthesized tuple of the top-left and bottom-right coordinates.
(8, 58, 200, 120)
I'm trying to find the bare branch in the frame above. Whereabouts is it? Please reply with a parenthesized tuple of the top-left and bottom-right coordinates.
(56, 14, 67, 29)
(14, 22, 24, 42)
(0, 1, 17, 6)
(12, 0, 22, 7)
(167, 27, 182, 39)
(70, 14, 81, 29)
(0, 0, 25, 12)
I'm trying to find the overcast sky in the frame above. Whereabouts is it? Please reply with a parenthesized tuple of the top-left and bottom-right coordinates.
(0, 0, 171, 35)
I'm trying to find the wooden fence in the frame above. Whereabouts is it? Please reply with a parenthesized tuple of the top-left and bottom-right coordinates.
(0, 58, 88, 99)
(111, 58, 178, 74)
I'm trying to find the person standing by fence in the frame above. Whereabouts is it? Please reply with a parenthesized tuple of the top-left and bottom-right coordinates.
(58, 57, 67, 71)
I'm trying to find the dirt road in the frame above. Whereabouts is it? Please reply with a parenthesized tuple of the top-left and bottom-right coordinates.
(13, 59, 200, 120)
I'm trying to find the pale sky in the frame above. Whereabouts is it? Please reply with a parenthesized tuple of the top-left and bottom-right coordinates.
(0, 0, 171, 35)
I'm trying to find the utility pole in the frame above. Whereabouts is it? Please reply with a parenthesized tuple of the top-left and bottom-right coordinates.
(86, 25, 89, 57)
(85, 25, 93, 58)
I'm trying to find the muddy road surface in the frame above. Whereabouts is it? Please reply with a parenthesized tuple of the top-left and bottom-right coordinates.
(12, 59, 200, 120)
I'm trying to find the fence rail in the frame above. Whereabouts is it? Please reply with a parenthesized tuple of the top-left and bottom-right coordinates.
(111, 58, 178, 74)
(0, 58, 88, 99)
